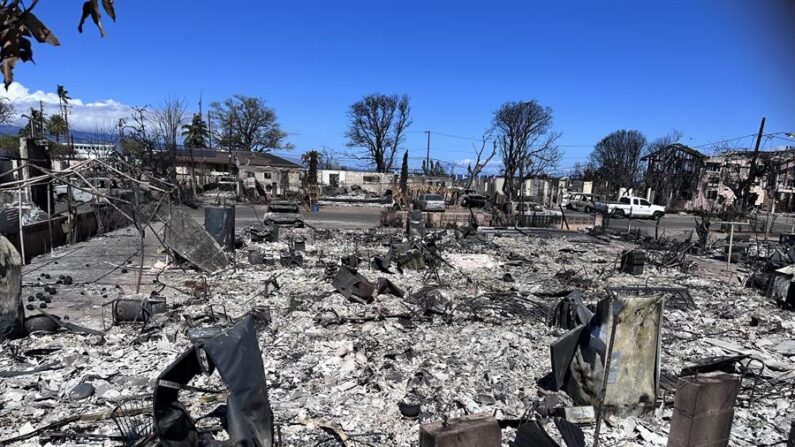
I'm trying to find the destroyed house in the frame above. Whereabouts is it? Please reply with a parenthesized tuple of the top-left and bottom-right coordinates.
(319, 169, 396, 194)
(701, 148, 795, 212)
(642, 144, 706, 210)
(175, 149, 301, 195)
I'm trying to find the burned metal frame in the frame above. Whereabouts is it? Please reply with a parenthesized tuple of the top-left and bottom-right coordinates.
(607, 286, 697, 310)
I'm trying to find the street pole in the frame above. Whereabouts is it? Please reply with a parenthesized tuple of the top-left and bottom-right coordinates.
(425, 130, 431, 171)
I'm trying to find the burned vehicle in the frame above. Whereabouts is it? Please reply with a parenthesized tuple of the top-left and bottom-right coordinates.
(263, 200, 304, 227)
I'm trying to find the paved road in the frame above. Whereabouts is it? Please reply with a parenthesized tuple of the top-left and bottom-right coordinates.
(186, 203, 385, 230)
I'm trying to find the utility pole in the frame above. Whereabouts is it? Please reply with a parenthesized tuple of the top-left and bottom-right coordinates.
(742, 117, 766, 213)
(39, 100, 44, 138)
(425, 130, 431, 173)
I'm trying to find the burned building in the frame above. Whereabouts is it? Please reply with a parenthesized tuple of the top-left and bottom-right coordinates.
(175, 149, 302, 196)
(643, 143, 706, 210)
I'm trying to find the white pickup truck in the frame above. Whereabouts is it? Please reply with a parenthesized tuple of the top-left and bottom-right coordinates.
(593, 196, 666, 219)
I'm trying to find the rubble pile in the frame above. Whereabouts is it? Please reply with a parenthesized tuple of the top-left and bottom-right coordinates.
(1, 225, 794, 446)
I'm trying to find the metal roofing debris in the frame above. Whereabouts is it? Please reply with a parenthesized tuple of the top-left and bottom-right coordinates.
(332, 265, 375, 304)
(376, 277, 404, 298)
(163, 208, 229, 273)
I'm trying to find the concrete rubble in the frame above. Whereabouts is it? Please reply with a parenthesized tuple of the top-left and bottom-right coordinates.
(1, 219, 794, 446)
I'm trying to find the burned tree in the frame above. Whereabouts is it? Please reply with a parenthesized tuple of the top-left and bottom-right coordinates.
(465, 131, 497, 189)
(589, 129, 647, 197)
(345, 93, 411, 173)
(153, 97, 186, 184)
(210, 95, 288, 152)
(399, 150, 408, 195)
(0, 1, 117, 87)
(302, 150, 319, 186)
(0, 97, 13, 124)
(492, 100, 561, 203)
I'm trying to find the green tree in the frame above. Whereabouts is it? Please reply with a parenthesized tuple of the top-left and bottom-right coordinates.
(46, 114, 67, 143)
(181, 113, 208, 197)
(56, 84, 71, 143)
(182, 113, 209, 148)
(588, 129, 647, 197)
(209, 95, 288, 152)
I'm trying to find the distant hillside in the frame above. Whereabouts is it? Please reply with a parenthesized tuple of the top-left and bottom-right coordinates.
(0, 125, 116, 143)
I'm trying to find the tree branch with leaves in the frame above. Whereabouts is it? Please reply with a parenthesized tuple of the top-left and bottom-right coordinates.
(0, 1, 117, 87)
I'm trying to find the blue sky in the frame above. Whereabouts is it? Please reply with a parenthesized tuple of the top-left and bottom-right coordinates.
(6, 0, 795, 173)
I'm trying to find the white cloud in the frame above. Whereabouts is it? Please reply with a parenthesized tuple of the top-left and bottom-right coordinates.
(0, 82, 131, 131)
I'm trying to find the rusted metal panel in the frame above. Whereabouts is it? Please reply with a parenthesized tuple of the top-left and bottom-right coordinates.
(667, 373, 741, 447)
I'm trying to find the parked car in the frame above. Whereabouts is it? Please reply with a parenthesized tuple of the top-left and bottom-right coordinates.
(565, 193, 603, 213)
(593, 196, 666, 219)
(460, 190, 487, 208)
(413, 193, 446, 212)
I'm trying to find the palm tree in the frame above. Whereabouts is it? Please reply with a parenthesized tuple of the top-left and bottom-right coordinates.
(56, 85, 71, 146)
(181, 113, 209, 197)
(182, 113, 209, 148)
(46, 114, 68, 143)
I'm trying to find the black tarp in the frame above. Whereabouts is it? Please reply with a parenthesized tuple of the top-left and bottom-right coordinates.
(154, 316, 273, 447)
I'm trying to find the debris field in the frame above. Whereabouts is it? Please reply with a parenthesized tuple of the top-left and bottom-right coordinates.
(1, 221, 794, 447)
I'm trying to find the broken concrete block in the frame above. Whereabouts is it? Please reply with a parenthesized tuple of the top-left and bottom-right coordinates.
(419, 413, 500, 447)
(667, 372, 741, 447)
(0, 234, 23, 340)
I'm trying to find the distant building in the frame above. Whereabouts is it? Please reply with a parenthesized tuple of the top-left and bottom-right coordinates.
(318, 169, 395, 194)
(71, 143, 117, 159)
(471, 175, 592, 207)
(644, 146, 795, 212)
(175, 149, 302, 195)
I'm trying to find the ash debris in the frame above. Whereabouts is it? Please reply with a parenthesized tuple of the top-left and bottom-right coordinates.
(0, 217, 794, 447)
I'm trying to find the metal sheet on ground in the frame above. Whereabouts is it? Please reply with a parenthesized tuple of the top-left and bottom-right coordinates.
(164, 208, 229, 273)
